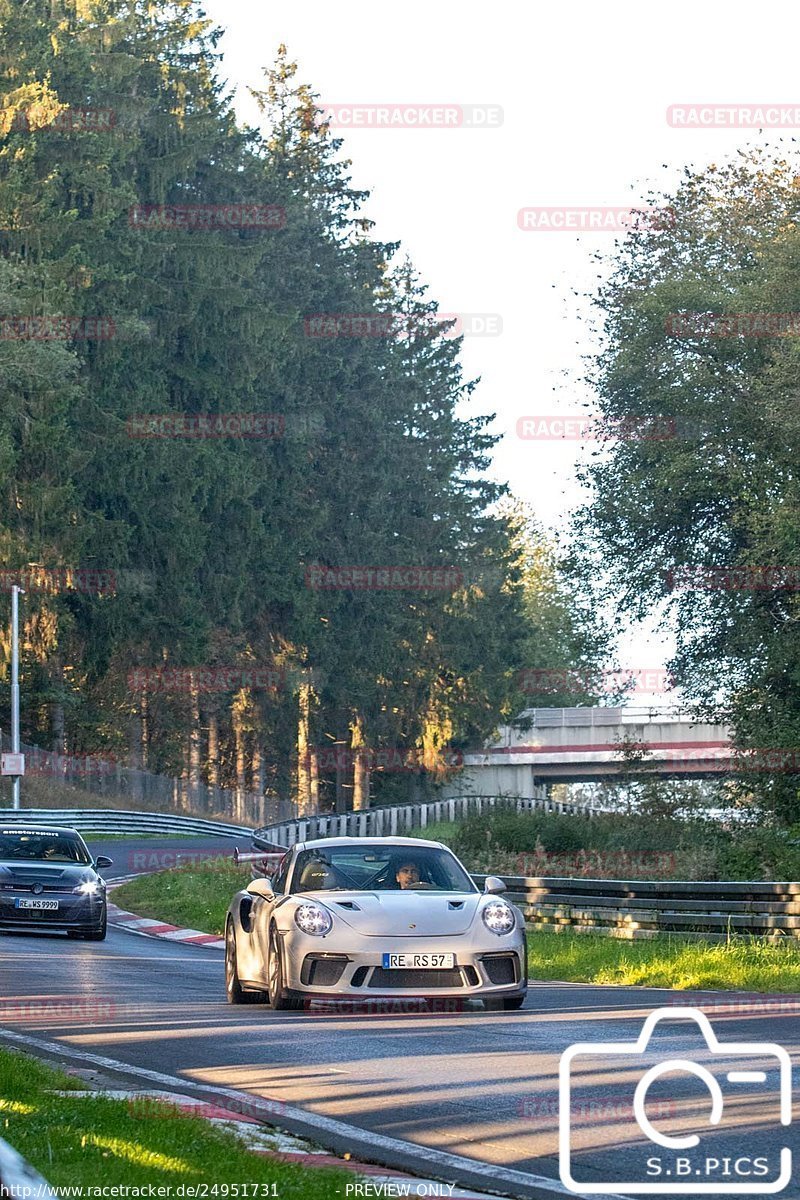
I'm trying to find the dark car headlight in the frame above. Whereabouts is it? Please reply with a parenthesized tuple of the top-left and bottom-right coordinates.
(481, 899, 516, 935)
(294, 902, 333, 936)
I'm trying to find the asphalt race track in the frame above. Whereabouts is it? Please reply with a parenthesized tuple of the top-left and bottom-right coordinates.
(0, 839, 797, 1200)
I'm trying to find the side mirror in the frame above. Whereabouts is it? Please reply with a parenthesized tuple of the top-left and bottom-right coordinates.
(484, 876, 507, 894)
(95, 856, 113, 869)
(247, 877, 275, 901)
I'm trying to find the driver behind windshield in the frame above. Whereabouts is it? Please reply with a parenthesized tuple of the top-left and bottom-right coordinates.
(0, 833, 88, 863)
(395, 859, 422, 889)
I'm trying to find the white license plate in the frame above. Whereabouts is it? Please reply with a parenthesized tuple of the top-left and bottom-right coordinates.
(15, 898, 59, 911)
(382, 953, 454, 969)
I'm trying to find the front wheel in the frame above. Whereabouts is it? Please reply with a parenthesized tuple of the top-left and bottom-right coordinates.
(268, 926, 302, 1011)
(484, 994, 526, 1012)
(225, 919, 264, 1004)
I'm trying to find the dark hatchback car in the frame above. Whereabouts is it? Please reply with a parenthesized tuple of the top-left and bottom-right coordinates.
(0, 827, 112, 940)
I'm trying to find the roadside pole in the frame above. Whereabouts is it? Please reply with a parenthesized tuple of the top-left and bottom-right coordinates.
(10, 585, 22, 809)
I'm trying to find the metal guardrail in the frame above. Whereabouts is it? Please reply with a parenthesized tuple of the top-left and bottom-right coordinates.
(254, 792, 594, 849)
(0, 1134, 55, 1199)
(0, 809, 255, 839)
(8, 808, 792, 943)
(248, 809, 800, 941)
(475, 875, 800, 941)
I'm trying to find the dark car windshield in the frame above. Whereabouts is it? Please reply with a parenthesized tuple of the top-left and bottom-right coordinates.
(0, 831, 91, 865)
(292, 844, 476, 894)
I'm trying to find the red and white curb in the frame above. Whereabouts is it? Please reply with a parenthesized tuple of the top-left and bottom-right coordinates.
(107, 878, 225, 949)
(58, 1088, 502, 1200)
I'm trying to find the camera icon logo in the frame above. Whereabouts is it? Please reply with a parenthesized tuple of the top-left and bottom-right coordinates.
(559, 1007, 792, 1194)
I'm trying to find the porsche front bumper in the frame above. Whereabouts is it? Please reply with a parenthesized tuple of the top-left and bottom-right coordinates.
(278, 925, 528, 999)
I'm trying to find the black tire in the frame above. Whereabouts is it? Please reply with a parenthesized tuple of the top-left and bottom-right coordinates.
(484, 994, 526, 1012)
(225, 919, 264, 1004)
(268, 925, 303, 1011)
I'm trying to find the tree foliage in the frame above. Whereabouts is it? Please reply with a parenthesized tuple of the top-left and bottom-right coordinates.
(574, 149, 800, 822)
(0, 7, 602, 814)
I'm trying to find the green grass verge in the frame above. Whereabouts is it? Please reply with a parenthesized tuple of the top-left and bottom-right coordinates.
(0, 1046, 347, 1194)
(528, 930, 800, 992)
(115, 865, 800, 992)
(113, 862, 250, 936)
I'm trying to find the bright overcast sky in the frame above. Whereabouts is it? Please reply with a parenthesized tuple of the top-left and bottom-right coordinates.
(202, 0, 798, 700)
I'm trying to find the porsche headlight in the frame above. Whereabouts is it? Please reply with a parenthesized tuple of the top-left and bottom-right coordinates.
(482, 899, 515, 935)
(294, 902, 333, 936)
(73, 880, 101, 896)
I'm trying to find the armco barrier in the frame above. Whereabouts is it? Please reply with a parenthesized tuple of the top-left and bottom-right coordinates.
(251, 810, 800, 941)
(253, 791, 585, 849)
(7, 807, 793, 943)
(0, 808, 255, 839)
(476, 875, 800, 942)
(0, 1133, 55, 1199)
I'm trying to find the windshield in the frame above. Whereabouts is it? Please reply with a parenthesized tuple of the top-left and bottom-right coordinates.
(0, 831, 91, 865)
(292, 844, 476, 894)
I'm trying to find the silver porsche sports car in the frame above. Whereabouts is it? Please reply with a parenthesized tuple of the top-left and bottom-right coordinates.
(225, 836, 527, 1011)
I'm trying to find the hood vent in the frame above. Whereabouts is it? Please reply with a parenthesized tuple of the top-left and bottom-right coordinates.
(448, 900, 465, 910)
(335, 901, 361, 911)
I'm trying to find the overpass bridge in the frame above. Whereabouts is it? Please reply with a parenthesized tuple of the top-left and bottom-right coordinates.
(455, 706, 732, 796)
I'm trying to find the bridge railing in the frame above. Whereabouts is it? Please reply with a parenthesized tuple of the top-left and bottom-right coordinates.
(515, 705, 702, 728)
(472, 875, 800, 941)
